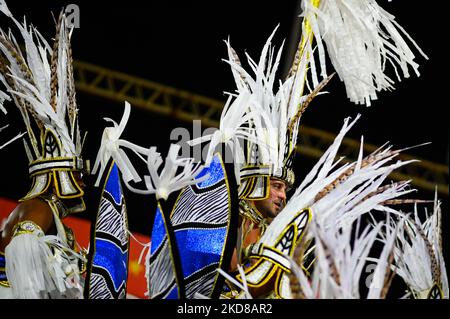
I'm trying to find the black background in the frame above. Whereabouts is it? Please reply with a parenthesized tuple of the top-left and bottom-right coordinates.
(0, 0, 448, 299)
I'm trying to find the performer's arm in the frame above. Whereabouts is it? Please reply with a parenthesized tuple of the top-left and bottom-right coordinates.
(228, 225, 278, 298)
(0, 198, 54, 252)
(0, 199, 57, 298)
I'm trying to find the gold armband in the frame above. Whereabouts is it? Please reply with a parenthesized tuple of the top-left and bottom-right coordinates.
(11, 220, 44, 238)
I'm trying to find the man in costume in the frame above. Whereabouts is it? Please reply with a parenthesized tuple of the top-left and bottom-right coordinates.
(226, 177, 289, 298)
(188, 0, 448, 299)
(0, 1, 88, 298)
(92, 0, 448, 299)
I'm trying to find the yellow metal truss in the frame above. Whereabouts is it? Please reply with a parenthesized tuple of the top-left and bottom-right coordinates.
(73, 60, 449, 196)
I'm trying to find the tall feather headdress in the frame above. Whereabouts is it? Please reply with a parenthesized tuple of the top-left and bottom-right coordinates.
(0, 1, 88, 211)
(223, 26, 334, 201)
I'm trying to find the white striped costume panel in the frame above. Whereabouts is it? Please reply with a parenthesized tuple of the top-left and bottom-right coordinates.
(149, 239, 177, 298)
(97, 195, 128, 246)
(171, 185, 228, 226)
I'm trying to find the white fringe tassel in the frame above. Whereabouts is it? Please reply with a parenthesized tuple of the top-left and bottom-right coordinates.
(5, 233, 83, 299)
(302, 0, 428, 106)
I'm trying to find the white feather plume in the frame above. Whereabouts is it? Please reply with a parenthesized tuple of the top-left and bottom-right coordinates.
(126, 143, 208, 201)
(221, 26, 322, 177)
(92, 101, 147, 186)
(253, 114, 428, 299)
(0, 88, 9, 113)
(187, 90, 261, 185)
(292, 215, 404, 299)
(0, 128, 26, 151)
(0, 2, 81, 158)
(366, 215, 404, 299)
(388, 197, 449, 299)
(260, 115, 417, 247)
(315, 220, 382, 298)
(93, 102, 208, 200)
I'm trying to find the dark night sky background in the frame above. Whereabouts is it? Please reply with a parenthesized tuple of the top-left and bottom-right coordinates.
(1, 1, 448, 289)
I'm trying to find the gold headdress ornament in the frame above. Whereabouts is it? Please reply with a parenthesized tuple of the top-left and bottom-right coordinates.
(0, 1, 88, 212)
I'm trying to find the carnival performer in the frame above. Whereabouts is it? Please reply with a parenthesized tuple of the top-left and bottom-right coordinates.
(215, 0, 447, 299)
(222, 177, 289, 298)
(0, 1, 88, 298)
(91, 0, 447, 299)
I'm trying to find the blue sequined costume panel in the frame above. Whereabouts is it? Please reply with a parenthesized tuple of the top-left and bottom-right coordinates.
(0, 253, 7, 286)
(148, 153, 234, 299)
(148, 206, 181, 299)
(196, 155, 224, 189)
(87, 162, 129, 299)
(170, 154, 232, 298)
(175, 227, 227, 278)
